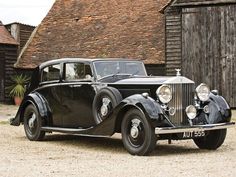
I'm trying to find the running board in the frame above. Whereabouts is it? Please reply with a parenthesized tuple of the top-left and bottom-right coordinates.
(41, 126, 110, 137)
(41, 126, 92, 134)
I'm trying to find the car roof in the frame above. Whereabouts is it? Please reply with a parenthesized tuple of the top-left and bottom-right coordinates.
(39, 58, 142, 69)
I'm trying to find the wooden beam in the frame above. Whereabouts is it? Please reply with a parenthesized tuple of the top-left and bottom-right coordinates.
(172, 0, 236, 7)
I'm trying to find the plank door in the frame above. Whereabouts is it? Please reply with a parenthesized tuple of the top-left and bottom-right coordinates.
(182, 5, 236, 107)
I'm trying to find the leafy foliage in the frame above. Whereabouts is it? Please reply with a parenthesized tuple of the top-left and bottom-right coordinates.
(7, 75, 30, 99)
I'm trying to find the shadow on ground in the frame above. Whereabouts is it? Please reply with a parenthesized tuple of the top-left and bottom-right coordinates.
(23, 133, 214, 156)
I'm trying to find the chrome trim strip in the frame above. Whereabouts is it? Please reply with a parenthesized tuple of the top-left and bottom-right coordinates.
(155, 122, 235, 134)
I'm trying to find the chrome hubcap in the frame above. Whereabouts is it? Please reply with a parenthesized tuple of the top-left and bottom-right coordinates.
(28, 113, 36, 130)
(130, 118, 141, 139)
(100, 105, 108, 117)
(130, 126, 139, 139)
(100, 98, 111, 117)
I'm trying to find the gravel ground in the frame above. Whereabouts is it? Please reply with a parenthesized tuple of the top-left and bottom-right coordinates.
(0, 104, 18, 121)
(0, 104, 235, 177)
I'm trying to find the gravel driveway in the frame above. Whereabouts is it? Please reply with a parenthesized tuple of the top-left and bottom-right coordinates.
(0, 104, 235, 177)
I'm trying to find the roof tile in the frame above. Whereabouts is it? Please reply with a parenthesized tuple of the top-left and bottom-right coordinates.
(15, 0, 168, 69)
(0, 21, 18, 45)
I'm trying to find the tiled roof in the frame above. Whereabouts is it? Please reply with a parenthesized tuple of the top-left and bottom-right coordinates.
(5, 22, 36, 28)
(15, 0, 169, 69)
(0, 21, 18, 45)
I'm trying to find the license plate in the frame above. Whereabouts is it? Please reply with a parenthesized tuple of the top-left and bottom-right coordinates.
(183, 131, 205, 138)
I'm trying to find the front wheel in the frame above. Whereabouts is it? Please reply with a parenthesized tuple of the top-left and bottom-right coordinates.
(121, 108, 157, 156)
(193, 129, 227, 150)
(23, 104, 45, 141)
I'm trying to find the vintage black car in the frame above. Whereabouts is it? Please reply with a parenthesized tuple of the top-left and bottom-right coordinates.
(11, 58, 234, 155)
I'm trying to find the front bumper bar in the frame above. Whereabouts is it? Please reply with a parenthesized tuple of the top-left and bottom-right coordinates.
(155, 122, 235, 135)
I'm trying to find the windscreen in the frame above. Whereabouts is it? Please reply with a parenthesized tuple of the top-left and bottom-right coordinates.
(93, 61, 147, 80)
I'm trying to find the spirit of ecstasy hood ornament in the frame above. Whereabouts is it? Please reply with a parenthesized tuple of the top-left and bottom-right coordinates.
(175, 69, 181, 76)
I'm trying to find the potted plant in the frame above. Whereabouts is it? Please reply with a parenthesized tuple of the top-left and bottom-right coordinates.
(8, 74, 30, 105)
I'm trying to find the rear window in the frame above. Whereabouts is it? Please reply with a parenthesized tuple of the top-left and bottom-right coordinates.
(41, 64, 60, 82)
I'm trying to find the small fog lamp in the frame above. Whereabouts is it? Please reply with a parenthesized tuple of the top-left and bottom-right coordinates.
(185, 105, 197, 120)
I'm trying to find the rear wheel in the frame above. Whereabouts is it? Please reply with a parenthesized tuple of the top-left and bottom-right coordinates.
(121, 108, 157, 156)
(193, 129, 227, 150)
(23, 104, 45, 141)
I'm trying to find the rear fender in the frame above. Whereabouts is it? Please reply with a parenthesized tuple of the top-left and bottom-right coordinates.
(10, 92, 51, 126)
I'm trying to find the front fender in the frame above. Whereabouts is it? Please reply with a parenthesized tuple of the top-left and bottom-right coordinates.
(207, 93, 231, 123)
(10, 92, 51, 126)
(193, 93, 231, 125)
(120, 94, 163, 119)
(111, 94, 163, 133)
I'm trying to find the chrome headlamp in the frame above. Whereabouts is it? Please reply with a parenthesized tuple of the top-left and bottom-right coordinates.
(196, 83, 210, 102)
(156, 85, 172, 104)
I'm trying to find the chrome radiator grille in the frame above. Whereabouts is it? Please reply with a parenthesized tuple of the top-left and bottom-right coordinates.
(168, 83, 194, 126)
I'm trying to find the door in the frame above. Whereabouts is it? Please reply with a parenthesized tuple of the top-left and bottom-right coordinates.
(38, 63, 64, 127)
(0, 51, 5, 102)
(182, 5, 236, 107)
(61, 62, 96, 128)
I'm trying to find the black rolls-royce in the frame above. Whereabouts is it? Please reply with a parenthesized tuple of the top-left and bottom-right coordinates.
(11, 58, 234, 155)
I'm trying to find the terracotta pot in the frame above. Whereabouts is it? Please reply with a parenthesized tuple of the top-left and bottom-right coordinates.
(14, 97, 22, 106)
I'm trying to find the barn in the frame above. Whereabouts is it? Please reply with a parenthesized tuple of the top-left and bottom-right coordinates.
(5, 22, 35, 54)
(0, 22, 35, 103)
(162, 0, 236, 107)
(14, 0, 168, 76)
(0, 21, 18, 102)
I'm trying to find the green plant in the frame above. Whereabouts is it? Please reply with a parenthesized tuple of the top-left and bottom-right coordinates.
(8, 75, 30, 99)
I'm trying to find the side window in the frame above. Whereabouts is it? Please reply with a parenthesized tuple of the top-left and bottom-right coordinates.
(41, 64, 60, 82)
(65, 63, 92, 81)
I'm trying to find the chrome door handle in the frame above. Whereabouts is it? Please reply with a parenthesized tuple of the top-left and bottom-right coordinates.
(69, 85, 82, 88)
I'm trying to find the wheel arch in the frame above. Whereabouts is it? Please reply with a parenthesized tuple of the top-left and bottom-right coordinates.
(115, 104, 143, 133)
(115, 95, 163, 132)
(209, 93, 231, 122)
(12, 92, 52, 126)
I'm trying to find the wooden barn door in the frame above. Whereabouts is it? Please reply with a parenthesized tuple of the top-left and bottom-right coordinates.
(220, 5, 236, 107)
(0, 51, 5, 102)
(182, 5, 236, 107)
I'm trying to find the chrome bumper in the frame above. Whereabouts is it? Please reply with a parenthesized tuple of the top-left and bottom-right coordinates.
(155, 122, 235, 135)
